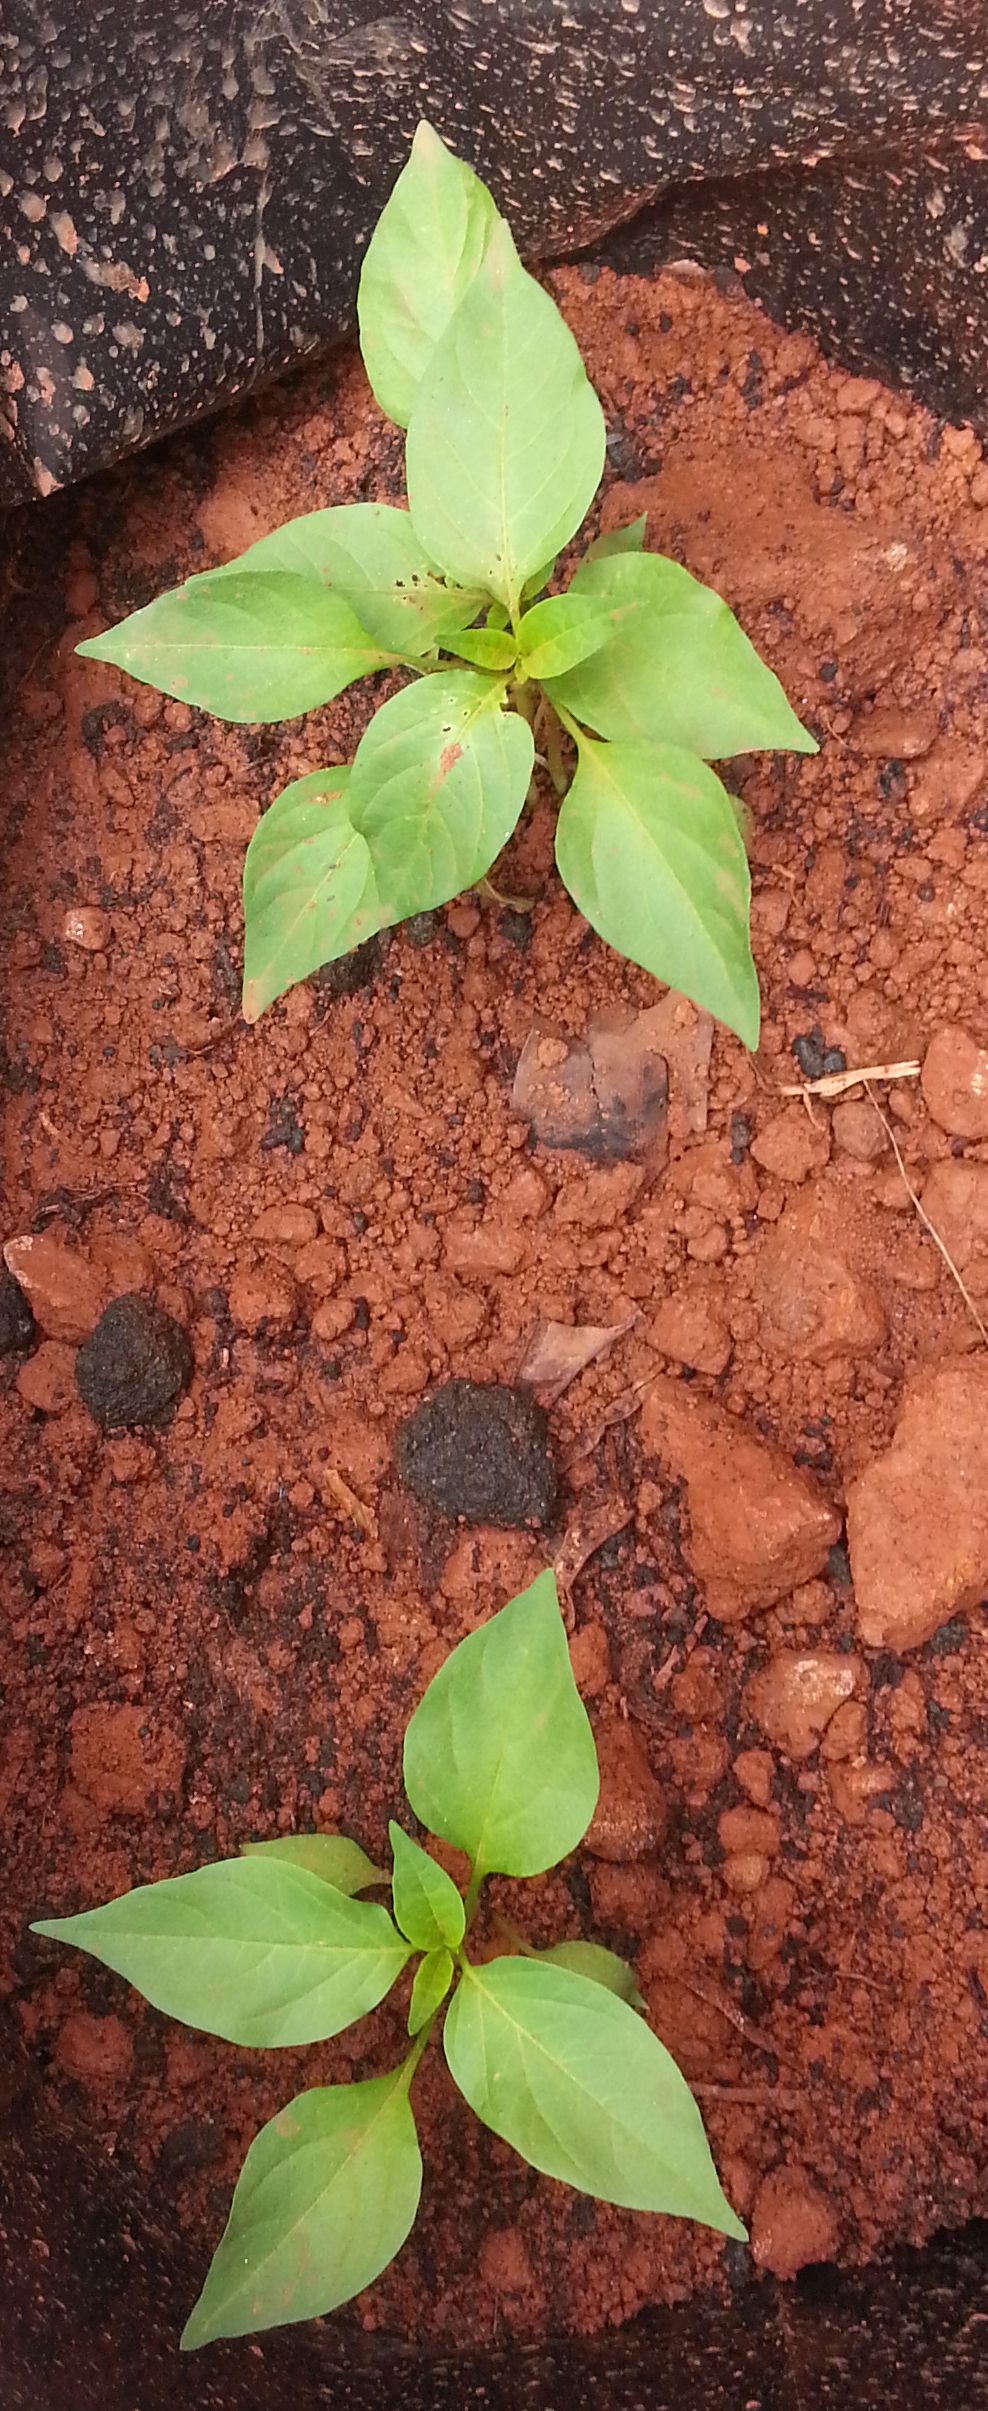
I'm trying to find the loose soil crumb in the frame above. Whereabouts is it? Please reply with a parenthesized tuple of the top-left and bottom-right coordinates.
(2, 259, 988, 2350)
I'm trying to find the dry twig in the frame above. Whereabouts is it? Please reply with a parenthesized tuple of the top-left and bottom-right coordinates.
(863, 1080, 988, 1347)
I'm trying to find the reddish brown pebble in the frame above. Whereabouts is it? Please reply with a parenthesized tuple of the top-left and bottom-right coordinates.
(750, 2164, 839, 2277)
(846, 1356, 988, 1650)
(744, 1650, 861, 1760)
(62, 906, 111, 951)
(921, 1025, 988, 1139)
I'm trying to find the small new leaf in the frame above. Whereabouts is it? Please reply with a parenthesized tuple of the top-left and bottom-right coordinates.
(181, 2071, 422, 2347)
(555, 738, 760, 1048)
(586, 514, 648, 561)
(348, 673, 533, 921)
(445, 1957, 746, 2234)
(78, 572, 391, 723)
(31, 1859, 411, 2048)
(445, 625, 519, 671)
(545, 550, 817, 759)
(357, 120, 498, 428)
(389, 1824, 466, 1953)
(403, 1570, 599, 1881)
(241, 769, 378, 1023)
(406, 220, 605, 614)
(408, 1948, 454, 2037)
(517, 593, 612, 682)
(536, 1938, 645, 2009)
(242, 1835, 388, 1895)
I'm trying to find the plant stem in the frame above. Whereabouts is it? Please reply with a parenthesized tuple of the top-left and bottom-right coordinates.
(399, 2017, 437, 2095)
(462, 1864, 485, 1928)
(553, 699, 588, 751)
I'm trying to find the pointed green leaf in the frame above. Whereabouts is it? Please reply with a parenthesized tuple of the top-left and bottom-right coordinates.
(586, 514, 648, 561)
(78, 573, 391, 723)
(390, 1824, 466, 1952)
(537, 1938, 645, 2009)
(181, 2071, 422, 2347)
(357, 120, 498, 428)
(518, 594, 612, 682)
(241, 769, 378, 1023)
(225, 502, 486, 659)
(406, 220, 605, 614)
(403, 1571, 598, 1881)
(348, 673, 533, 922)
(555, 738, 760, 1048)
(444, 625, 519, 671)
(521, 555, 559, 602)
(445, 1957, 746, 2234)
(242, 1834, 388, 1895)
(544, 551, 817, 759)
(408, 1947, 454, 2036)
(32, 1859, 411, 2047)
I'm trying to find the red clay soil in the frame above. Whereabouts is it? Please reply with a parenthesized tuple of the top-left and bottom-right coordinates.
(2, 260, 988, 2351)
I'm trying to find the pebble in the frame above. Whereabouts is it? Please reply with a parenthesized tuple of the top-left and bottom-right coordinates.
(750, 1108, 830, 1184)
(649, 1289, 732, 1376)
(293, 1235, 347, 1294)
(53, 2011, 134, 2087)
(227, 1263, 300, 1333)
(3, 1225, 108, 1343)
(919, 1160, 988, 1293)
(846, 1356, 988, 1650)
(442, 1219, 524, 1278)
(717, 1804, 780, 1857)
(732, 1748, 775, 1807)
(921, 1025, 988, 1140)
(252, 1204, 320, 1246)
(641, 1377, 840, 1620)
(746, 1876, 796, 1972)
(750, 2164, 839, 2277)
(755, 1186, 886, 1362)
(586, 1715, 667, 1862)
(62, 906, 111, 952)
(744, 1650, 861, 1761)
(831, 1098, 886, 1161)
(16, 1340, 77, 1415)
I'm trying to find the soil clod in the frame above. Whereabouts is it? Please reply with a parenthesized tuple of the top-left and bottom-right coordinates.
(75, 1294, 193, 1430)
(395, 1378, 558, 1528)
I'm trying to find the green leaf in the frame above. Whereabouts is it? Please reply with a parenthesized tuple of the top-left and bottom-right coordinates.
(406, 219, 605, 615)
(521, 555, 559, 603)
(357, 120, 498, 428)
(444, 625, 519, 671)
(32, 1859, 411, 2048)
(544, 551, 817, 759)
(241, 769, 378, 1023)
(402, 1570, 599, 1881)
(407, 1947, 454, 2037)
(225, 502, 486, 659)
(77, 572, 391, 723)
(445, 1957, 746, 2234)
(537, 1938, 645, 2009)
(518, 594, 612, 681)
(242, 1834, 388, 1895)
(181, 2070, 422, 2347)
(348, 673, 533, 922)
(390, 1824, 466, 1952)
(586, 514, 648, 561)
(555, 737, 760, 1048)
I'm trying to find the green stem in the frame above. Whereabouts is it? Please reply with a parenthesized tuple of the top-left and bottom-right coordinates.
(553, 699, 589, 751)
(462, 1863, 485, 1928)
(399, 2016, 437, 2095)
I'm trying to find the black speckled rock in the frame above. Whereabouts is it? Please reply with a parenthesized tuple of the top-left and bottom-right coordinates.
(75, 1293, 192, 1429)
(0, 1266, 36, 1358)
(396, 1378, 557, 1528)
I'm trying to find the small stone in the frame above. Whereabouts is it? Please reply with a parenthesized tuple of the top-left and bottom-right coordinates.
(53, 2011, 134, 2087)
(554, 1162, 644, 1230)
(756, 1185, 886, 1362)
(311, 1297, 354, 1345)
(846, 1356, 988, 1650)
(252, 1204, 320, 1246)
(293, 1235, 346, 1294)
(478, 2226, 535, 2296)
(62, 906, 111, 951)
(750, 1109, 830, 1183)
(396, 1380, 557, 1529)
(69, 1701, 187, 1816)
(586, 1715, 667, 1862)
(16, 1340, 77, 1415)
(820, 1698, 869, 1762)
(568, 1618, 612, 1698)
(649, 1290, 732, 1377)
(227, 1263, 299, 1332)
(442, 1219, 524, 1278)
(744, 1650, 861, 1761)
(717, 1804, 780, 1857)
(831, 1099, 886, 1161)
(0, 1264, 36, 1356)
(921, 1025, 988, 1139)
(746, 1876, 796, 1971)
(76, 1295, 193, 1430)
(733, 1748, 775, 1807)
(3, 1224, 107, 1342)
(722, 1852, 770, 1894)
(750, 2164, 839, 2277)
(641, 1377, 840, 1620)
(919, 1161, 988, 1293)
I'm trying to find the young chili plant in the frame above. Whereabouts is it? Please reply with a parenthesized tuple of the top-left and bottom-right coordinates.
(79, 123, 816, 1047)
(33, 1572, 744, 2349)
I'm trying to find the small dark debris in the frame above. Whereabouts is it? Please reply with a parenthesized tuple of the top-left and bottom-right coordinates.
(499, 908, 533, 951)
(819, 659, 839, 684)
(730, 1110, 753, 1164)
(405, 912, 437, 948)
(0, 1266, 36, 1357)
(791, 1025, 844, 1082)
(395, 1378, 558, 1529)
(75, 1294, 193, 1430)
(261, 1092, 305, 1154)
(315, 933, 389, 1001)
